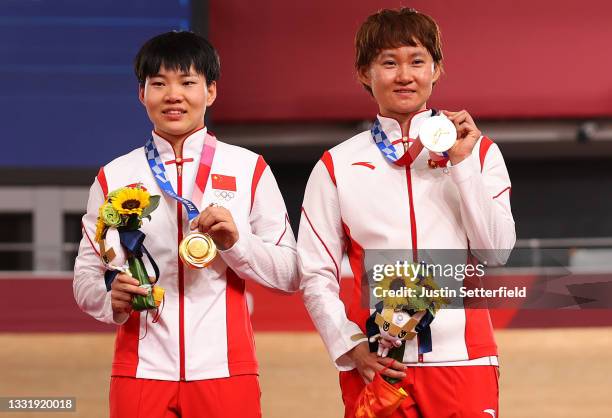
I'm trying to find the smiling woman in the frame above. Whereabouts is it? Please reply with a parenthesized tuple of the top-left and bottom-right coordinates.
(138, 67, 216, 155)
(73, 30, 299, 418)
(134, 32, 219, 155)
(358, 46, 440, 127)
(298, 8, 515, 418)
(355, 9, 443, 133)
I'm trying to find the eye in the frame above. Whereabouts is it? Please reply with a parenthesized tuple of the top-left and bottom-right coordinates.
(183, 81, 197, 86)
(151, 81, 164, 87)
(382, 322, 390, 332)
(398, 330, 407, 338)
(413, 60, 424, 65)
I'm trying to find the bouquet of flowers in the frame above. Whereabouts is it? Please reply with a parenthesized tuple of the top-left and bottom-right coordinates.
(354, 264, 450, 417)
(95, 183, 163, 311)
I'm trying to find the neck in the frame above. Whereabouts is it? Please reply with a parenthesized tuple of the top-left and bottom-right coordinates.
(154, 126, 205, 157)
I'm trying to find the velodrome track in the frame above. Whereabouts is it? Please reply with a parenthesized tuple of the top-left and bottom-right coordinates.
(1, 276, 611, 417)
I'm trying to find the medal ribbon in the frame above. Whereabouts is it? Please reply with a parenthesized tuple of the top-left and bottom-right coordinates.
(371, 111, 448, 166)
(371, 118, 426, 167)
(370, 118, 400, 163)
(144, 131, 217, 221)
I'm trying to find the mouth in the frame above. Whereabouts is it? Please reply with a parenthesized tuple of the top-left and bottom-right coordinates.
(162, 108, 187, 115)
(394, 89, 417, 95)
(162, 108, 187, 120)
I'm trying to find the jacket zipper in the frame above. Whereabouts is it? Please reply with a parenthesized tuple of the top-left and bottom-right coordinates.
(401, 121, 423, 363)
(176, 160, 186, 380)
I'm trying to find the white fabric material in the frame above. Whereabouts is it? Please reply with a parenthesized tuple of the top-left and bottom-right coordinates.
(299, 111, 515, 371)
(74, 128, 298, 380)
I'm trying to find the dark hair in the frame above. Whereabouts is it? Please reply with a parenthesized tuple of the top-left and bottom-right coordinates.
(355, 8, 443, 93)
(134, 31, 220, 86)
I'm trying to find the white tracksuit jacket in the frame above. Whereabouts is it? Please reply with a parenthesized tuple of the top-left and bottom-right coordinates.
(298, 111, 516, 371)
(74, 128, 298, 381)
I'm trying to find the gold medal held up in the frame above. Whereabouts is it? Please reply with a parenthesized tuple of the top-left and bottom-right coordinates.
(179, 232, 217, 268)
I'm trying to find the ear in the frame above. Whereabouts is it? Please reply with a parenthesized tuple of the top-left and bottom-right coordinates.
(432, 64, 441, 84)
(206, 81, 217, 107)
(357, 66, 372, 89)
(138, 84, 145, 106)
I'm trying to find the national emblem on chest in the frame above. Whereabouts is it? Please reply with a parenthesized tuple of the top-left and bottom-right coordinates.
(203, 172, 249, 225)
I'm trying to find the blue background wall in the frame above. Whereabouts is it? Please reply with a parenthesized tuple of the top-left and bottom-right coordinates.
(1, 0, 189, 167)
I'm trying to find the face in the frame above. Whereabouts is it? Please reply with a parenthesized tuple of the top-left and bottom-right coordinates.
(359, 44, 440, 123)
(139, 65, 216, 143)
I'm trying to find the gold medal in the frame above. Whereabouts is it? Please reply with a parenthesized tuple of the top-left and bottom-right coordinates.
(179, 232, 217, 268)
(419, 115, 457, 153)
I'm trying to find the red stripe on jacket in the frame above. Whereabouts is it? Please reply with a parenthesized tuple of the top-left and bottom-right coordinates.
(250, 156, 268, 214)
(226, 269, 258, 375)
(111, 311, 140, 376)
(479, 137, 494, 172)
(342, 222, 370, 333)
(302, 207, 340, 281)
(321, 151, 336, 185)
(97, 167, 108, 198)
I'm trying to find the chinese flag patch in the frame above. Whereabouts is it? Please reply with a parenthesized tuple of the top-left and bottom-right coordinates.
(211, 174, 237, 191)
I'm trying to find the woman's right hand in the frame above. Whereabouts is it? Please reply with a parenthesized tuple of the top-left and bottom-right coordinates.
(110, 272, 149, 316)
(346, 342, 407, 383)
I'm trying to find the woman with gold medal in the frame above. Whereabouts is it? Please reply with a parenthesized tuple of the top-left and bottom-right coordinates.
(74, 31, 298, 418)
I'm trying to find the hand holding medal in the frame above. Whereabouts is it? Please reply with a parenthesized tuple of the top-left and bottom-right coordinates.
(189, 203, 239, 250)
(180, 203, 239, 268)
(441, 109, 482, 165)
(146, 132, 233, 269)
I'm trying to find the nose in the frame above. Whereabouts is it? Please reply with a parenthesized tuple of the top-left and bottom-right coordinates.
(395, 63, 415, 84)
(164, 85, 183, 103)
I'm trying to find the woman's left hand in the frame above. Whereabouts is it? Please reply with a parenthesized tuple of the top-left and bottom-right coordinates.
(443, 109, 482, 165)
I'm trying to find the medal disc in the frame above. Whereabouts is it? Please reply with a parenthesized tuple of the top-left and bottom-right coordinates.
(418, 115, 457, 153)
(179, 232, 217, 268)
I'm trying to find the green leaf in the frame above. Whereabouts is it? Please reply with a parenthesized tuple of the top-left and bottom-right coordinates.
(406, 295, 430, 311)
(141, 195, 160, 219)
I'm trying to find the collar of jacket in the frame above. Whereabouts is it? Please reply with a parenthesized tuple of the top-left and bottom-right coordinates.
(151, 126, 208, 162)
(376, 109, 433, 167)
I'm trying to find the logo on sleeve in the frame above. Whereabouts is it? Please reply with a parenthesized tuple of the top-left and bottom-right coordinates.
(351, 162, 376, 170)
(483, 409, 496, 417)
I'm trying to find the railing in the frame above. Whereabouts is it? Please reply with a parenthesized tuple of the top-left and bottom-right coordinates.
(2, 239, 612, 273)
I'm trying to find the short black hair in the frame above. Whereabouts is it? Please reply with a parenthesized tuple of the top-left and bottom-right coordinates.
(134, 31, 220, 86)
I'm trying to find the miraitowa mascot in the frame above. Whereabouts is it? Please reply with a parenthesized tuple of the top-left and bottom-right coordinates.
(366, 270, 448, 367)
(367, 303, 433, 362)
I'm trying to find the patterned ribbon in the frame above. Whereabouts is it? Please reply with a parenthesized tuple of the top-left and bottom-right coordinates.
(370, 118, 424, 166)
(144, 131, 217, 221)
(370, 118, 400, 163)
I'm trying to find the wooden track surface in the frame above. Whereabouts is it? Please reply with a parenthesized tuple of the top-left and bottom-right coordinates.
(0, 328, 611, 417)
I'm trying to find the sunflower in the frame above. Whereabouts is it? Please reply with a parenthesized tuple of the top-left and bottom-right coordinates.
(111, 186, 150, 216)
(376, 274, 415, 310)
